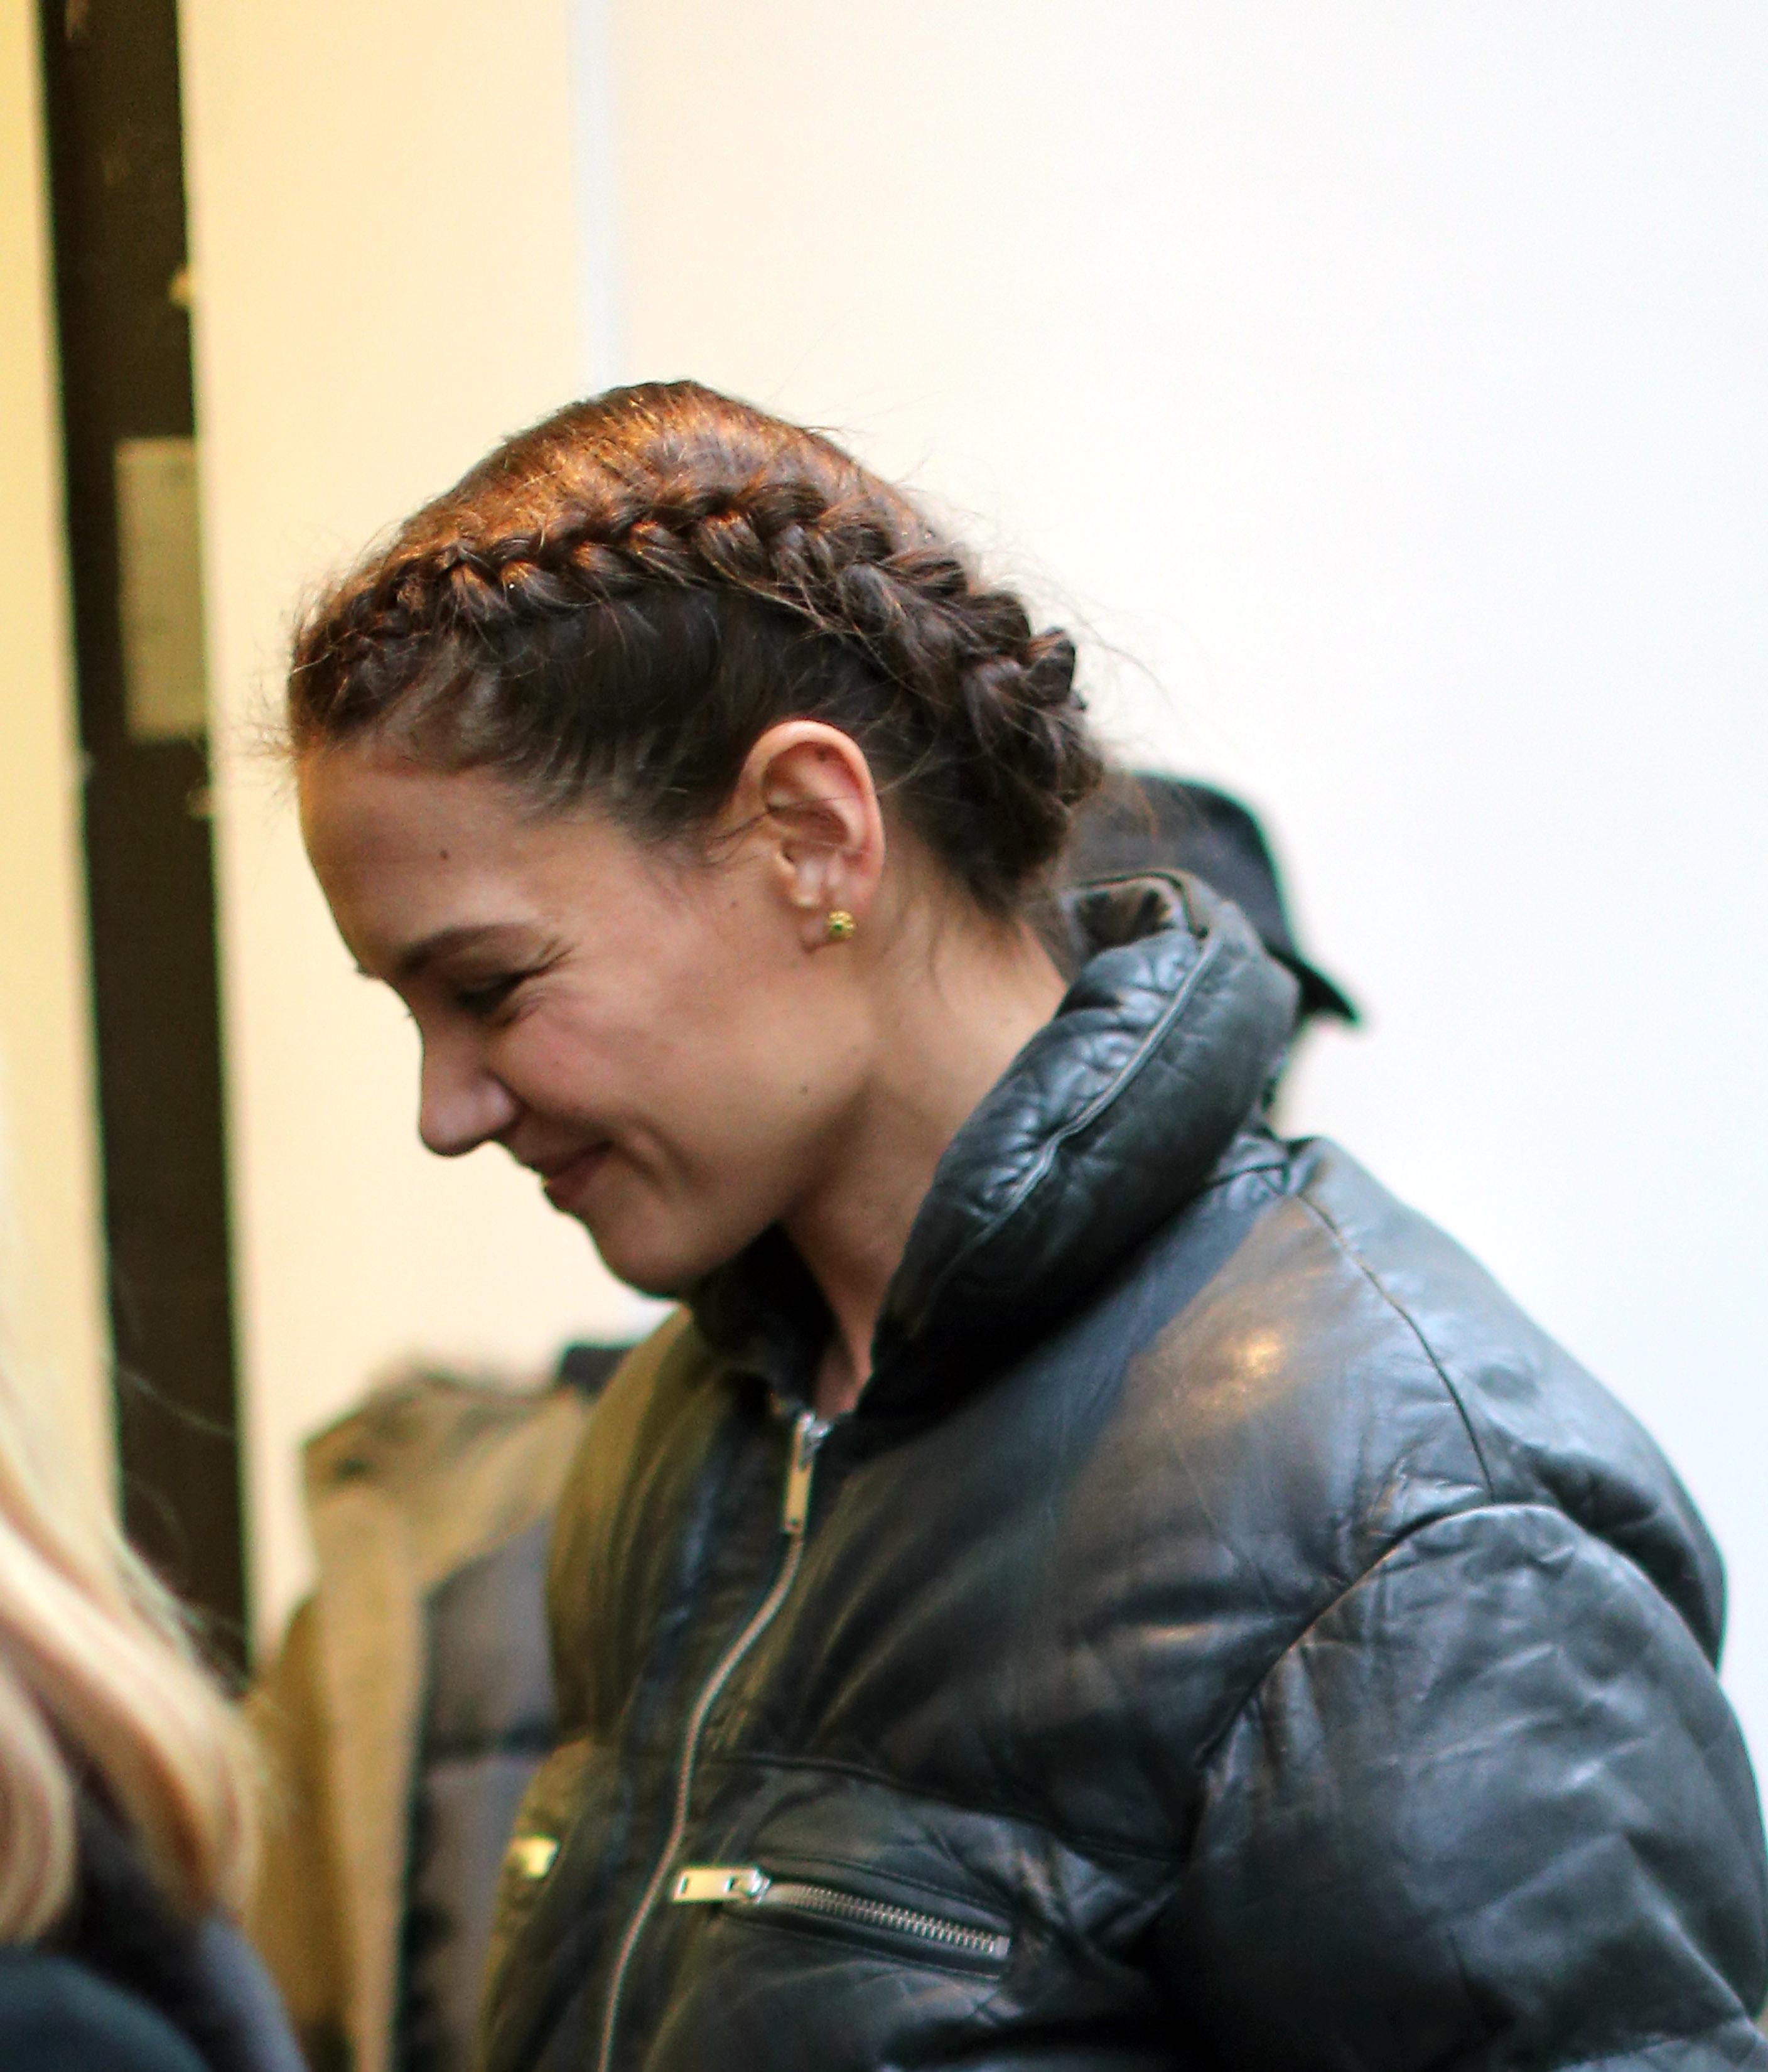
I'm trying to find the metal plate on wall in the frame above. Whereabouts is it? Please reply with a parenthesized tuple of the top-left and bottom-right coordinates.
(115, 434, 208, 740)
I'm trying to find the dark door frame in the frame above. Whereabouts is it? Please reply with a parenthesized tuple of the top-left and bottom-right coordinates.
(35, 0, 249, 1673)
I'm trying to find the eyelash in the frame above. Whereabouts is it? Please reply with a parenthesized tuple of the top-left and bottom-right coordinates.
(454, 973, 531, 1020)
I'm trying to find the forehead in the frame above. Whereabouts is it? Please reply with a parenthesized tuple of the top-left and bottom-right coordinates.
(297, 750, 621, 972)
(298, 749, 544, 892)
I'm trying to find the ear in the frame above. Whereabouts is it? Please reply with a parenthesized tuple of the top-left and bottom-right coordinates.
(731, 721, 886, 950)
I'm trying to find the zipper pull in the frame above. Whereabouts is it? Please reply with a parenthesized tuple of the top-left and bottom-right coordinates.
(508, 1834, 559, 1882)
(780, 1410, 829, 1538)
(672, 1865, 768, 1903)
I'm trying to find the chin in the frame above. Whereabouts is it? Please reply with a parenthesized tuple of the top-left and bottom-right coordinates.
(579, 1204, 745, 1302)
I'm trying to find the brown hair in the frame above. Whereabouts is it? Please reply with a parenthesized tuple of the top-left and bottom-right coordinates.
(288, 382, 1102, 912)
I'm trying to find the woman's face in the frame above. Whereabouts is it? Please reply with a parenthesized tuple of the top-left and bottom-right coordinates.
(298, 744, 879, 1296)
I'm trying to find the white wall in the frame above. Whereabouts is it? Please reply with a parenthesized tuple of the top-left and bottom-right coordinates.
(601, 3, 1768, 1750)
(0, 0, 113, 1504)
(179, 0, 656, 1645)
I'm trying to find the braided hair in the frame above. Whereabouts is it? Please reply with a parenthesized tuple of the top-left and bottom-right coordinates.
(288, 382, 1103, 912)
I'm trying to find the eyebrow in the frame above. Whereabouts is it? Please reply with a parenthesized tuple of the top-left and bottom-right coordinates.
(377, 922, 534, 984)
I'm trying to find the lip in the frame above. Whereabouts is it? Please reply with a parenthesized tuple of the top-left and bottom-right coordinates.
(535, 1144, 612, 1212)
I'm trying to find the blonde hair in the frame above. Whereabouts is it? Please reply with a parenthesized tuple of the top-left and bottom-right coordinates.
(0, 1378, 257, 1941)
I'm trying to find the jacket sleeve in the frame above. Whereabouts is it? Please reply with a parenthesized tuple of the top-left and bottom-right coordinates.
(1153, 1501, 1768, 2071)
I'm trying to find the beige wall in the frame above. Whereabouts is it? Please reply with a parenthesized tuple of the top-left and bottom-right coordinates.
(0, 0, 113, 1504)
(178, 0, 655, 1645)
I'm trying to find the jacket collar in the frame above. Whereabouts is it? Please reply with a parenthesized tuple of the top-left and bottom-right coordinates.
(690, 871, 1299, 1417)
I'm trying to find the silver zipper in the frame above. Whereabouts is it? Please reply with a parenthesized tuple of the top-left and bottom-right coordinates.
(672, 1864, 1011, 1965)
(593, 1410, 829, 2072)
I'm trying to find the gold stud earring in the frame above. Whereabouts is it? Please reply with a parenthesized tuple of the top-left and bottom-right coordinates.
(825, 909, 856, 943)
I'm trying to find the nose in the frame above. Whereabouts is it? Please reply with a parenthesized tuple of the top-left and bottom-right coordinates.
(418, 1032, 520, 1158)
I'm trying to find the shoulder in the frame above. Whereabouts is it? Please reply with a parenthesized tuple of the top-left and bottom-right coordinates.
(1283, 1137, 1725, 1651)
(1109, 1133, 1721, 1661)
(0, 1946, 208, 2072)
(1113, 1137, 1494, 1600)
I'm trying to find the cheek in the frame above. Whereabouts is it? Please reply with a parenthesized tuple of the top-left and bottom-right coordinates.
(497, 948, 850, 1148)
(676, 946, 867, 1136)
(488, 1007, 610, 1117)
(497, 873, 871, 1272)
(652, 1000, 863, 1179)
(618, 918, 846, 1142)
(559, 959, 868, 1266)
(585, 1064, 846, 1293)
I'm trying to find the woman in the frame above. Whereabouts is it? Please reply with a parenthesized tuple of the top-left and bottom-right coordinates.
(0, 1378, 300, 2071)
(290, 382, 1767, 2072)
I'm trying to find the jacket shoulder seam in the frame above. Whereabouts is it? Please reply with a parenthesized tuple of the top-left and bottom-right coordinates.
(1190, 1497, 1630, 1799)
(1289, 1184, 1499, 1503)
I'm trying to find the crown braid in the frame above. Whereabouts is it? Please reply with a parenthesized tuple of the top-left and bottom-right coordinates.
(290, 382, 1102, 910)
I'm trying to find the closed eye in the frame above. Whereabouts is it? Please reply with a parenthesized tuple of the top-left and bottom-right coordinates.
(453, 972, 529, 1020)
(441, 939, 564, 1023)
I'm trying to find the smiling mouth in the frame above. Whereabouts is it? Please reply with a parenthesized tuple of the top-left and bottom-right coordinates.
(536, 1145, 611, 1212)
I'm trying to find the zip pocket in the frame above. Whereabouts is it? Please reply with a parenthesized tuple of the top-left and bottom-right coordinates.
(672, 1864, 1010, 1970)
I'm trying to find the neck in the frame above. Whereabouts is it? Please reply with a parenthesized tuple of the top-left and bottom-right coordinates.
(783, 905, 1067, 1420)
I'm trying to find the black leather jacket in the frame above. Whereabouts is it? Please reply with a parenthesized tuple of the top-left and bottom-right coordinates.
(483, 875, 1768, 2072)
